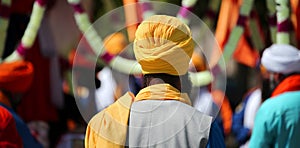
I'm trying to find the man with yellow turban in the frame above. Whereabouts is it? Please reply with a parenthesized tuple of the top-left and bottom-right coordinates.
(85, 15, 224, 147)
(0, 61, 42, 148)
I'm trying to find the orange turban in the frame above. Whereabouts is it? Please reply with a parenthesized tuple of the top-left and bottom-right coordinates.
(191, 53, 207, 72)
(134, 15, 194, 75)
(103, 32, 127, 55)
(0, 61, 34, 93)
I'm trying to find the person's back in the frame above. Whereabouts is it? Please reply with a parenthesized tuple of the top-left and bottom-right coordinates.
(127, 88, 212, 147)
(85, 15, 224, 148)
(249, 44, 300, 147)
(250, 91, 300, 147)
(0, 61, 43, 148)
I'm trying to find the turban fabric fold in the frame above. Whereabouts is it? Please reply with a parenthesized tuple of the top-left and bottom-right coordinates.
(134, 15, 194, 76)
(0, 61, 34, 93)
(261, 44, 300, 74)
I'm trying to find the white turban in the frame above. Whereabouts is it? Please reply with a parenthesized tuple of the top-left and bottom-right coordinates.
(261, 44, 300, 74)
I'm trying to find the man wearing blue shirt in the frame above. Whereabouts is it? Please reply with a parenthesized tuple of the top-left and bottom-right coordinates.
(249, 44, 300, 147)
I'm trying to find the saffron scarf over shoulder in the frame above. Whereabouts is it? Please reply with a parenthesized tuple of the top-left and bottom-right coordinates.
(271, 74, 300, 97)
(85, 84, 192, 147)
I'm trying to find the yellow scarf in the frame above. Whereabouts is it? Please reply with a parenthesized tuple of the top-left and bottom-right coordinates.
(85, 84, 191, 147)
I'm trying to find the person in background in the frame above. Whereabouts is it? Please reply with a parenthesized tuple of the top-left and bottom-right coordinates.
(94, 32, 127, 111)
(95, 66, 118, 111)
(191, 52, 232, 138)
(0, 106, 23, 147)
(0, 61, 42, 148)
(85, 15, 225, 147)
(249, 44, 300, 147)
(231, 87, 261, 147)
(231, 62, 272, 147)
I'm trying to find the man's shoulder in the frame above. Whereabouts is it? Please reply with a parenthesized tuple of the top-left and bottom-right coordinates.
(0, 106, 14, 126)
(257, 91, 300, 121)
(133, 99, 212, 118)
(163, 101, 213, 130)
(263, 91, 300, 109)
(88, 92, 134, 132)
(272, 91, 300, 100)
(131, 100, 213, 130)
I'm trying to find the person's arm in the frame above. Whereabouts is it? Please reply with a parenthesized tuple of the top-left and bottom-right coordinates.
(206, 121, 225, 148)
(232, 113, 251, 145)
(232, 101, 251, 145)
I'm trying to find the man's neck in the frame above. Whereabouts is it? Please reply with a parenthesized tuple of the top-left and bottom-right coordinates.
(143, 74, 181, 91)
(271, 74, 300, 97)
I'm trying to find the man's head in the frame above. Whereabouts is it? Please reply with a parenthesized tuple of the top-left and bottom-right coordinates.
(261, 44, 300, 90)
(134, 15, 194, 76)
(0, 61, 34, 105)
(133, 15, 194, 93)
(262, 44, 300, 75)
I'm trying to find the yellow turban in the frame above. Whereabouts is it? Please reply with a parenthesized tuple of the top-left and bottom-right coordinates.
(134, 15, 194, 75)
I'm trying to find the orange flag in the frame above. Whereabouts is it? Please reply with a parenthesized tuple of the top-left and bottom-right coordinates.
(123, 0, 141, 42)
(212, 0, 260, 68)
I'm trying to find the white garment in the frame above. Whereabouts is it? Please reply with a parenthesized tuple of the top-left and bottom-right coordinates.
(127, 100, 212, 148)
(241, 88, 262, 148)
(95, 67, 116, 111)
(243, 89, 262, 129)
(193, 87, 219, 118)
